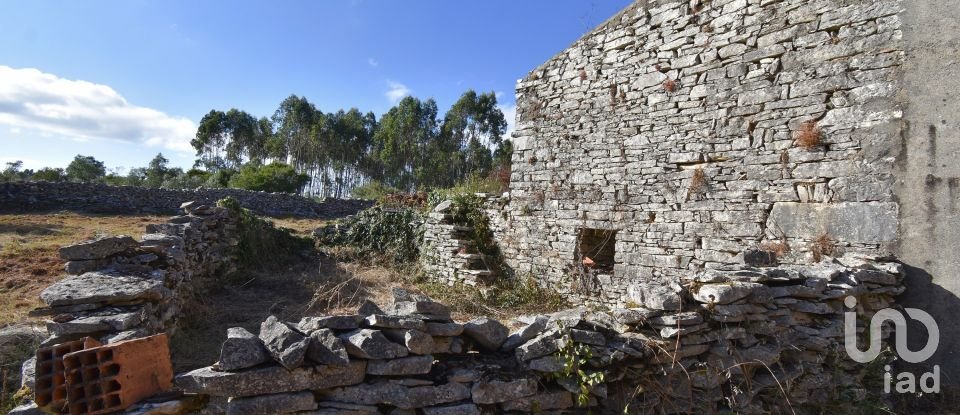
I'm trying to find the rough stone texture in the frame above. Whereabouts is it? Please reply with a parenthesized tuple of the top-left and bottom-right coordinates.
(318, 382, 471, 410)
(40, 271, 171, 308)
(175, 362, 367, 397)
(422, 403, 480, 415)
(440, 0, 911, 312)
(259, 316, 310, 370)
(226, 392, 317, 415)
(168, 256, 903, 413)
(307, 329, 350, 366)
(0, 181, 372, 218)
(57, 235, 138, 261)
(471, 379, 538, 404)
(339, 329, 409, 360)
(366, 355, 434, 376)
(218, 327, 269, 371)
(462, 317, 508, 350)
(766, 202, 899, 243)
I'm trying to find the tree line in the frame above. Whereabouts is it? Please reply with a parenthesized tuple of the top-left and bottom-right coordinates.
(1, 90, 512, 198)
(192, 90, 512, 197)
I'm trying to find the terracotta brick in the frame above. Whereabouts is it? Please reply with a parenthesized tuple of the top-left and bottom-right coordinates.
(34, 337, 102, 413)
(62, 334, 173, 415)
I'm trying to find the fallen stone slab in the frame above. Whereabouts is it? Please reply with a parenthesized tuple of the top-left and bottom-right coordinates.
(462, 317, 508, 350)
(472, 379, 538, 404)
(318, 382, 470, 410)
(40, 271, 171, 307)
(339, 329, 408, 359)
(218, 327, 269, 371)
(58, 235, 138, 261)
(366, 355, 434, 376)
(307, 329, 350, 366)
(260, 316, 310, 370)
(175, 361, 367, 397)
(226, 391, 317, 415)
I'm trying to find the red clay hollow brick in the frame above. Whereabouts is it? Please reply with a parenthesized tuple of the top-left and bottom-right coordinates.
(34, 337, 102, 413)
(63, 334, 173, 415)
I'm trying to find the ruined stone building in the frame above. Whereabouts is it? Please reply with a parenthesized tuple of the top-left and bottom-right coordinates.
(494, 0, 960, 388)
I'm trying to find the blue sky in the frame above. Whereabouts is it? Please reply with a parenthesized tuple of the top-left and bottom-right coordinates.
(0, 0, 631, 172)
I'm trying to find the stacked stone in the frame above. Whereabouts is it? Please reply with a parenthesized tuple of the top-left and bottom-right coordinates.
(0, 181, 372, 219)
(420, 199, 498, 286)
(175, 256, 903, 414)
(497, 0, 906, 307)
(29, 202, 238, 358)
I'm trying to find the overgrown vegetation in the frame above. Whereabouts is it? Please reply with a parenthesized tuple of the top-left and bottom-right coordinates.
(216, 197, 314, 269)
(554, 331, 606, 409)
(315, 206, 424, 266)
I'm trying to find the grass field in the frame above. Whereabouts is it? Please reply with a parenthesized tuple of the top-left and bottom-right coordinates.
(0, 213, 169, 326)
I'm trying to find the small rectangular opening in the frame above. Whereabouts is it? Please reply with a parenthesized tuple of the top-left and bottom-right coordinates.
(575, 228, 617, 272)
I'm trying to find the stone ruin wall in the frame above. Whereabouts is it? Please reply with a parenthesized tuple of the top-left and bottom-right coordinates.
(168, 259, 905, 414)
(14, 197, 912, 413)
(20, 256, 900, 415)
(0, 181, 373, 219)
(499, 0, 905, 307)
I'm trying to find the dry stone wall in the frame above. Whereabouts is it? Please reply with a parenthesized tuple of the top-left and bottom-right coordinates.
(0, 181, 372, 218)
(502, 0, 905, 306)
(171, 256, 904, 414)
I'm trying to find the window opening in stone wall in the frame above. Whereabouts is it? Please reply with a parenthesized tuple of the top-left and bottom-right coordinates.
(575, 228, 617, 273)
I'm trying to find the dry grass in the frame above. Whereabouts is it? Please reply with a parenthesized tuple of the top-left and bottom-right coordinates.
(759, 240, 791, 257)
(0, 212, 166, 326)
(686, 168, 708, 201)
(794, 120, 822, 149)
(809, 232, 836, 262)
(663, 79, 678, 93)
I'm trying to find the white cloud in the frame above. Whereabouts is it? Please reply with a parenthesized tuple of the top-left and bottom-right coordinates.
(8, 127, 20, 134)
(0, 66, 196, 154)
(368, 57, 379, 67)
(498, 102, 517, 140)
(385, 80, 412, 104)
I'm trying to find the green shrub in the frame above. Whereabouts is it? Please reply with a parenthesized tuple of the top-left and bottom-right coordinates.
(316, 206, 424, 265)
(228, 162, 309, 194)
